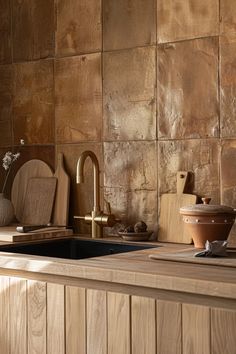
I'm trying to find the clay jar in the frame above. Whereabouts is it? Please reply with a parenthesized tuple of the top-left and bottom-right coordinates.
(180, 198, 236, 248)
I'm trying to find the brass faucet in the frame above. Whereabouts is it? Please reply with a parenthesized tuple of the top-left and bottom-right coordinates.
(74, 150, 116, 238)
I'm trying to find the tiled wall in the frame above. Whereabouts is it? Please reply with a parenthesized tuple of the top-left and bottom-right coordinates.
(0, 0, 236, 242)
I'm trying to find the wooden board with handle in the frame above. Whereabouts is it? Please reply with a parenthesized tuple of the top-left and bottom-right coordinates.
(52, 153, 70, 226)
(21, 177, 57, 225)
(11, 159, 53, 222)
(0, 226, 73, 242)
(158, 171, 197, 244)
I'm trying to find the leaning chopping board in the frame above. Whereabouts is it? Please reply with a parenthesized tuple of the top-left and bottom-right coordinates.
(21, 177, 57, 225)
(11, 159, 53, 222)
(52, 153, 70, 226)
(158, 171, 197, 244)
(0, 226, 73, 242)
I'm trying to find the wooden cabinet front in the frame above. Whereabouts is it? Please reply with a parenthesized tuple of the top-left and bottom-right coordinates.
(0, 275, 236, 354)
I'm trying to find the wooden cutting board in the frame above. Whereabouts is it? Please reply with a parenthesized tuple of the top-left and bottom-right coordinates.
(11, 159, 53, 222)
(0, 226, 73, 242)
(21, 177, 57, 225)
(52, 153, 70, 226)
(149, 249, 236, 268)
(158, 171, 197, 244)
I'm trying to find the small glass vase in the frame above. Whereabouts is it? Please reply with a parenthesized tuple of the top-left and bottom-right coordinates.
(0, 193, 14, 226)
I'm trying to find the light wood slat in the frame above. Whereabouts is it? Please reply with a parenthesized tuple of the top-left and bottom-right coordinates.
(27, 280, 46, 354)
(65, 286, 86, 354)
(47, 283, 65, 354)
(107, 292, 130, 354)
(9, 277, 27, 354)
(87, 289, 107, 354)
(0, 276, 10, 354)
(182, 303, 210, 354)
(131, 295, 156, 354)
(211, 308, 236, 354)
(156, 300, 181, 354)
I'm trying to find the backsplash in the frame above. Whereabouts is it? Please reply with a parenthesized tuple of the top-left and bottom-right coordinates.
(0, 0, 236, 242)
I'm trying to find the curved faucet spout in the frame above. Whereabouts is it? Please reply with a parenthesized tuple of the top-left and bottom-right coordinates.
(76, 150, 101, 212)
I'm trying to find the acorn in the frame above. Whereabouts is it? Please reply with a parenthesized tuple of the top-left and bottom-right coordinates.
(134, 221, 147, 233)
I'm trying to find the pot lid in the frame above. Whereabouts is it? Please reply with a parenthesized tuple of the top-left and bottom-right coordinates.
(180, 198, 236, 216)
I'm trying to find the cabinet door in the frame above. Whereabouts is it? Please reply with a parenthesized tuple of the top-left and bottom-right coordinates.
(47, 283, 65, 354)
(107, 292, 130, 354)
(182, 303, 210, 354)
(211, 308, 236, 354)
(132, 295, 156, 354)
(156, 300, 182, 354)
(28, 280, 46, 354)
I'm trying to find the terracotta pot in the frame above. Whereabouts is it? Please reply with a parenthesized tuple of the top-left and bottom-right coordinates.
(180, 198, 236, 248)
(0, 193, 14, 226)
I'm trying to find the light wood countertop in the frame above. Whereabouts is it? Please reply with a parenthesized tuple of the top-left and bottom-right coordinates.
(0, 235, 235, 300)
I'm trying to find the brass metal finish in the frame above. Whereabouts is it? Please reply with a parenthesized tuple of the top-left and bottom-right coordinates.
(75, 150, 116, 238)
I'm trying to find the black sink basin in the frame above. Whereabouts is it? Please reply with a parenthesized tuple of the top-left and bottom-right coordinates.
(0, 238, 157, 260)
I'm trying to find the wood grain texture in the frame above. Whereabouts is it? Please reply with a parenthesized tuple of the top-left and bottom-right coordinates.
(53, 153, 70, 226)
(107, 292, 130, 354)
(66, 286, 86, 354)
(131, 296, 156, 354)
(0, 276, 10, 354)
(0, 226, 73, 242)
(47, 283, 65, 354)
(9, 277, 27, 354)
(182, 304, 210, 354)
(211, 308, 236, 354)
(158, 172, 197, 243)
(87, 289, 107, 354)
(156, 300, 181, 354)
(28, 280, 46, 354)
(11, 159, 53, 222)
(22, 177, 57, 225)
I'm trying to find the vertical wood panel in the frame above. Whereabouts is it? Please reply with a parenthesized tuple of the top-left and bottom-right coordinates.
(87, 289, 107, 354)
(47, 283, 65, 354)
(211, 308, 236, 354)
(182, 304, 210, 354)
(156, 300, 182, 354)
(0, 276, 10, 354)
(9, 277, 27, 354)
(65, 286, 86, 354)
(107, 292, 130, 354)
(131, 295, 156, 354)
(28, 280, 46, 354)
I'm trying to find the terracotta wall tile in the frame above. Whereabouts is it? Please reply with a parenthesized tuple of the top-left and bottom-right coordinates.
(220, 0, 236, 34)
(221, 139, 236, 243)
(104, 140, 157, 233)
(12, 0, 54, 62)
(103, 0, 156, 51)
(103, 47, 156, 141)
(157, 0, 219, 43)
(0, 65, 12, 147)
(55, 53, 102, 143)
(220, 34, 236, 137)
(158, 38, 219, 139)
(56, 0, 102, 57)
(13, 60, 54, 145)
(56, 143, 103, 233)
(104, 141, 157, 190)
(104, 187, 158, 234)
(0, 0, 11, 64)
(158, 139, 220, 203)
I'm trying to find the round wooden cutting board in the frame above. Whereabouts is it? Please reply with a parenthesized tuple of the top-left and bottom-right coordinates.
(11, 159, 53, 222)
